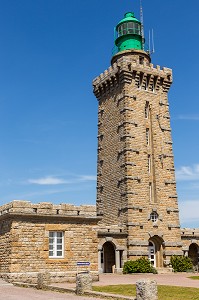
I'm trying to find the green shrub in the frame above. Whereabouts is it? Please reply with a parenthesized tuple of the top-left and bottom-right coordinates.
(123, 257, 157, 274)
(170, 255, 193, 272)
(123, 260, 138, 274)
(151, 266, 158, 274)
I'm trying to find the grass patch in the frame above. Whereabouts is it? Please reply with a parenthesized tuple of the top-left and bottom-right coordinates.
(93, 285, 136, 297)
(93, 284, 199, 300)
(188, 276, 199, 280)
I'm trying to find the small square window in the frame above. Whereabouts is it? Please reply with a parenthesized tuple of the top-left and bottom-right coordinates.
(150, 212, 158, 223)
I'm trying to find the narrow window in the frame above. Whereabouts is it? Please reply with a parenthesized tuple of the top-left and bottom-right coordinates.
(145, 101, 149, 118)
(119, 250, 123, 268)
(148, 155, 151, 173)
(149, 182, 152, 202)
(101, 250, 104, 264)
(146, 128, 150, 145)
(139, 56, 144, 65)
(49, 232, 64, 258)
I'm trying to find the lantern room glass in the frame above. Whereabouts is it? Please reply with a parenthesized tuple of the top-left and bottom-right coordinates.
(117, 22, 141, 38)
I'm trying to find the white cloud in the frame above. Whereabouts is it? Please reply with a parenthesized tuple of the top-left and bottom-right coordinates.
(28, 176, 69, 185)
(27, 174, 96, 185)
(79, 175, 97, 181)
(179, 200, 199, 225)
(176, 164, 199, 181)
(175, 115, 199, 121)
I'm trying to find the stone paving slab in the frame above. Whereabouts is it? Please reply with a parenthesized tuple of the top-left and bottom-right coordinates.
(1, 273, 199, 300)
(92, 273, 199, 288)
(0, 279, 102, 300)
(0, 279, 13, 286)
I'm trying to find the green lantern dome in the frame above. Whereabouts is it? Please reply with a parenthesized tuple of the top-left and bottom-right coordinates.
(113, 12, 143, 55)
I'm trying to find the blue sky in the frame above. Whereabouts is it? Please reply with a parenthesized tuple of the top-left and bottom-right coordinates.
(0, 0, 198, 228)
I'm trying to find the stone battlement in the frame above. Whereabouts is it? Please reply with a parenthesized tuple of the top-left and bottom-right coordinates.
(0, 200, 97, 218)
(181, 228, 199, 237)
(93, 55, 172, 87)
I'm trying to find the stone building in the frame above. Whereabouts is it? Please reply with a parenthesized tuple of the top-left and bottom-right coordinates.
(0, 200, 99, 283)
(0, 11, 198, 282)
(93, 12, 199, 273)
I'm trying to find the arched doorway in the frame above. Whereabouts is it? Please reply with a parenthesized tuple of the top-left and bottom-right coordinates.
(148, 235, 165, 268)
(103, 242, 116, 273)
(188, 243, 198, 267)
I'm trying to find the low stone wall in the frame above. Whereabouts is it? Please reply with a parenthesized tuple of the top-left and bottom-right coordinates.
(0, 200, 96, 217)
(0, 271, 99, 284)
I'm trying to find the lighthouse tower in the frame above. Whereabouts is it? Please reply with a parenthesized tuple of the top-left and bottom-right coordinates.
(93, 12, 182, 273)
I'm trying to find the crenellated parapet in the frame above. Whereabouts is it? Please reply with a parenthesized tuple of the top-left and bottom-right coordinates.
(0, 200, 97, 219)
(181, 228, 199, 238)
(93, 53, 172, 100)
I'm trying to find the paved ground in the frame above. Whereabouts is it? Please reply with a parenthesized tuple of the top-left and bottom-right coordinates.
(1, 273, 199, 300)
(0, 279, 102, 300)
(94, 273, 199, 288)
(55, 273, 199, 289)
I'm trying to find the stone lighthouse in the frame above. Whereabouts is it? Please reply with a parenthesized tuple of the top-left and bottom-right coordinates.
(93, 12, 183, 273)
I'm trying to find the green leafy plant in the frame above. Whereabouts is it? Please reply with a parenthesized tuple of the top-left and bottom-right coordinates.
(123, 257, 157, 274)
(170, 255, 193, 272)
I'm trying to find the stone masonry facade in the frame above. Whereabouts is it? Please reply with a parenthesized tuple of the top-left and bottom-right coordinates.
(0, 49, 199, 282)
(0, 200, 99, 283)
(93, 49, 198, 271)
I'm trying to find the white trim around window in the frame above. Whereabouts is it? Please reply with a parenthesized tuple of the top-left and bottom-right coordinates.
(49, 231, 64, 258)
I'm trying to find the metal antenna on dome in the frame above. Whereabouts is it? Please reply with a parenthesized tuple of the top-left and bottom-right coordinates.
(152, 28, 155, 54)
(140, 0, 145, 50)
(149, 28, 155, 55)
